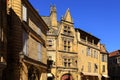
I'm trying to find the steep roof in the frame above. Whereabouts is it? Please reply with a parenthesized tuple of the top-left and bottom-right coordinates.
(109, 50, 120, 57)
(41, 16, 51, 27)
(100, 44, 108, 54)
(62, 8, 73, 23)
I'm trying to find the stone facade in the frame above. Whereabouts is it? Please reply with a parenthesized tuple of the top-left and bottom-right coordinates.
(109, 50, 120, 80)
(43, 6, 109, 80)
(76, 29, 109, 80)
(0, 0, 109, 80)
(1, 0, 49, 80)
(100, 44, 109, 80)
(43, 6, 78, 80)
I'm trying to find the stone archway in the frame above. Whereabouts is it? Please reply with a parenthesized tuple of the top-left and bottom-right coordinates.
(28, 66, 40, 80)
(61, 73, 73, 80)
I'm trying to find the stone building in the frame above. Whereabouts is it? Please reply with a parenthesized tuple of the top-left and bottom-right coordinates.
(76, 28, 108, 80)
(42, 6, 78, 80)
(109, 50, 120, 80)
(100, 44, 109, 80)
(43, 5, 109, 80)
(76, 28, 101, 80)
(0, 0, 7, 79)
(1, 0, 49, 80)
(76, 29, 108, 80)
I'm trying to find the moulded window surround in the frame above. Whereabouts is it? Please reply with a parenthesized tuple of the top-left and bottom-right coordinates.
(94, 50, 98, 59)
(94, 64, 98, 73)
(22, 4, 27, 21)
(102, 54, 107, 62)
(68, 27, 70, 30)
(68, 41, 71, 52)
(68, 47, 70, 52)
(75, 60, 77, 67)
(64, 41, 67, 51)
(68, 62, 71, 67)
(64, 46, 67, 51)
(63, 26, 71, 36)
(87, 47, 91, 56)
(63, 40, 72, 52)
(91, 49, 92, 57)
(102, 65, 105, 72)
(63, 58, 72, 67)
(64, 62, 67, 67)
(88, 62, 91, 72)
(47, 39, 53, 47)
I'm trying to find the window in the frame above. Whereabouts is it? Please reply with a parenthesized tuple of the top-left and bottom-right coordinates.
(94, 64, 98, 73)
(23, 31, 28, 55)
(38, 43, 42, 61)
(88, 62, 91, 72)
(75, 60, 77, 67)
(64, 62, 67, 67)
(102, 54, 107, 62)
(94, 50, 98, 59)
(47, 40, 53, 47)
(91, 49, 93, 57)
(81, 65, 84, 71)
(117, 57, 120, 63)
(64, 41, 67, 51)
(87, 47, 90, 56)
(68, 62, 71, 67)
(63, 40, 71, 52)
(64, 58, 67, 67)
(68, 59, 71, 67)
(22, 4, 27, 21)
(63, 26, 71, 35)
(63, 58, 71, 67)
(102, 65, 105, 72)
(68, 41, 71, 52)
(68, 27, 71, 35)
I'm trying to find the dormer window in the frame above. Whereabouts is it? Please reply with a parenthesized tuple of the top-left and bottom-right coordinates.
(63, 26, 71, 36)
(47, 39, 53, 47)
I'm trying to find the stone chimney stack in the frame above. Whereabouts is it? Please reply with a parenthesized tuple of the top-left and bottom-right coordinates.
(50, 5, 57, 28)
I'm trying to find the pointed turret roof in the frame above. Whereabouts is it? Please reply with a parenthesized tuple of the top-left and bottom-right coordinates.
(63, 8, 73, 23)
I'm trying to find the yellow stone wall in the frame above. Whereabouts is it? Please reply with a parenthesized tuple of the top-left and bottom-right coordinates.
(7, 0, 48, 80)
(27, 1, 47, 64)
(78, 43, 100, 73)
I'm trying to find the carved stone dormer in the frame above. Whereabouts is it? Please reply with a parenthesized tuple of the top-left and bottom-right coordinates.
(62, 8, 73, 23)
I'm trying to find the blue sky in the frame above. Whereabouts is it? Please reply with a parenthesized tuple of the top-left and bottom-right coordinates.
(29, 0, 120, 52)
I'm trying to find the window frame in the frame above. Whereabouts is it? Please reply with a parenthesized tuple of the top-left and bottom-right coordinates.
(22, 4, 27, 21)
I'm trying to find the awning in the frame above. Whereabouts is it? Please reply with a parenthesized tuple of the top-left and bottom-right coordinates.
(82, 72, 100, 77)
(47, 73, 53, 77)
(102, 74, 109, 78)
